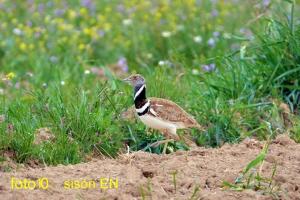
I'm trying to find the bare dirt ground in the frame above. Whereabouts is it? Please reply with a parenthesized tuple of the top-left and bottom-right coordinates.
(0, 135, 299, 200)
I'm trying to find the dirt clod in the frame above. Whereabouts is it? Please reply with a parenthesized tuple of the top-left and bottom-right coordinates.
(273, 134, 296, 146)
(142, 170, 155, 178)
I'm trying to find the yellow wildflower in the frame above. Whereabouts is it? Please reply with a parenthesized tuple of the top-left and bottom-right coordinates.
(19, 42, 27, 51)
(17, 23, 24, 29)
(12, 18, 18, 24)
(80, 8, 88, 16)
(6, 72, 16, 80)
(97, 14, 105, 22)
(44, 15, 51, 23)
(83, 27, 92, 36)
(68, 10, 77, 19)
(103, 23, 111, 31)
(79, 43, 86, 50)
(105, 7, 112, 13)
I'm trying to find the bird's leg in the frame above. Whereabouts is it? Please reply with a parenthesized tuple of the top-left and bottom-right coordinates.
(160, 128, 179, 154)
(147, 129, 173, 154)
(162, 141, 169, 154)
(148, 139, 174, 148)
(151, 139, 174, 154)
(147, 128, 180, 154)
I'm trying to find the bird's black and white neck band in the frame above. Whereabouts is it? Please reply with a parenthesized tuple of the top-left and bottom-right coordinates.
(134, 84, 149, 116)
(136, 100, 150, 116)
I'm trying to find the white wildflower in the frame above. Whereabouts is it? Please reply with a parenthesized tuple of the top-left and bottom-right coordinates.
(193, 35, 202, 43)
(13, 28, 23, 36)
(161, 31, 172, 38)
(158, 60, 165, 66)
(26, 72, 34, 77)
(158, 60, 172, 67)
(122, 19, 132, 26)
(192, 69, 200, 75)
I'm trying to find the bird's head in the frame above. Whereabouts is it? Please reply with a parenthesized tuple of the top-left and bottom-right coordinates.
(123, 74, 145, 87)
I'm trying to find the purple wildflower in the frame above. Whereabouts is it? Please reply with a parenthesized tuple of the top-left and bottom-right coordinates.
(160, 19, 167, 25)
(49, 56, 58, 63)
(117, 57, 128, 72)
(97, 30, 105, 37)
(81, 0, 94, 10)
(201, 63, 216, 72)
(15, 82, 21, 89)
(211, 9, 218, 17)
(54, 9, 65, 16)
(117, 4, 125, 13)
(38, 3, 44, 13)
(263, 0, 271, 7)
(240, 28, 254, 40)
(34, 31, 41, 38)
(27, 0, 34, 5)
(207, 38, 216, 47)
(46, 1, 53, 7)
(213, 31, 220, 38)
(26, 21, 33, 27)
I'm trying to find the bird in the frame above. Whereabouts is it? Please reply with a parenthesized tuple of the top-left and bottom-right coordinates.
(123, 74, 203, 153)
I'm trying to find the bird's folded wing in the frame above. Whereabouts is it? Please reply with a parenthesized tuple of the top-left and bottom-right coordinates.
(149, 97, 200, 128)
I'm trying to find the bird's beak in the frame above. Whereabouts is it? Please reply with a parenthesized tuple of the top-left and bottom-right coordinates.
(123, 77, 131, 83)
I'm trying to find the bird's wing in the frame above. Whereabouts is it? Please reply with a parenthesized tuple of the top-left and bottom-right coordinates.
(148, 97, 202, 129)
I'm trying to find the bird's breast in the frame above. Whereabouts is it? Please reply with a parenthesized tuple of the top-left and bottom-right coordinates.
(138, 114, 176, 130)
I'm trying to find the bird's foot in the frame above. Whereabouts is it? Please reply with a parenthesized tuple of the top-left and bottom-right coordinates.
(149, 139, 174, 147)
(148, 139, 174, 154)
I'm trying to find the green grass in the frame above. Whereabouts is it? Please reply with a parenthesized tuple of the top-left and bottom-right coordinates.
(223, 138, 280, 198)
(0, 0, 299, 165)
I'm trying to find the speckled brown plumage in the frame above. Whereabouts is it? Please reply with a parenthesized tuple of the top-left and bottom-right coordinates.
(147, 97, 203, 130)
